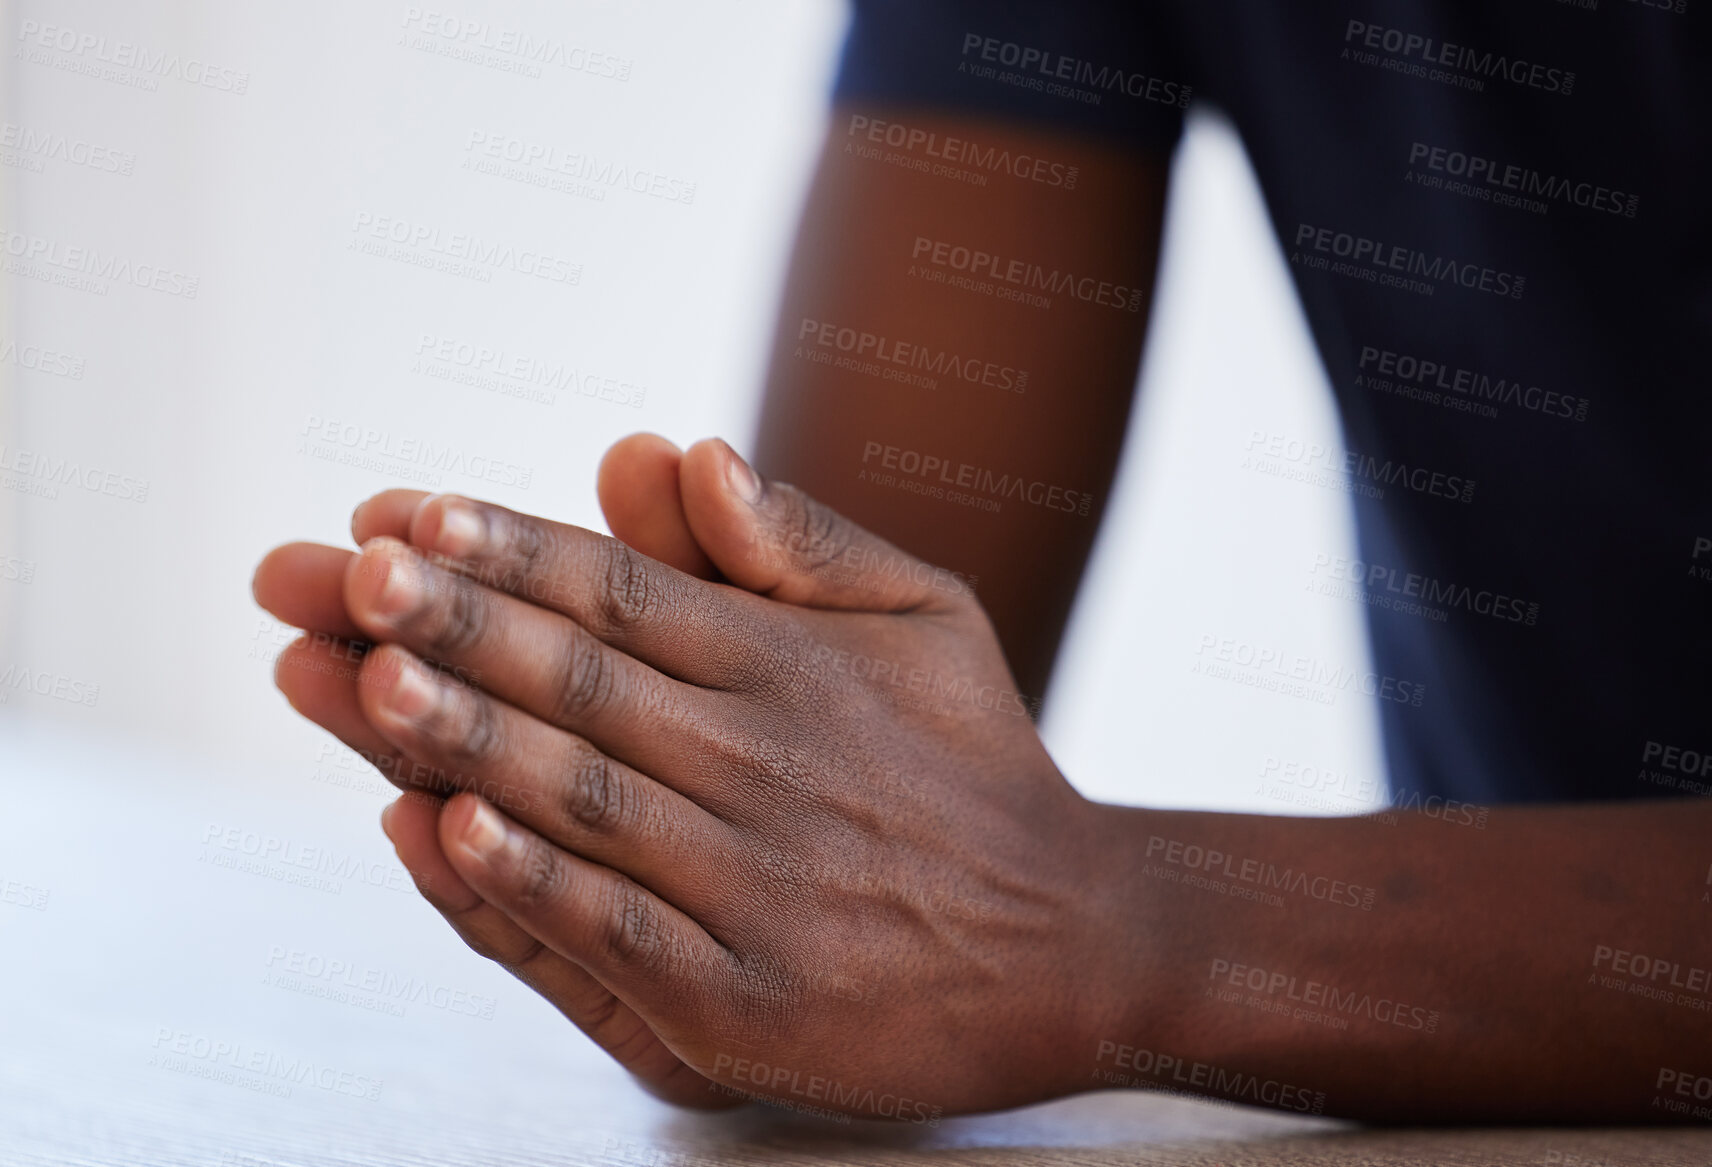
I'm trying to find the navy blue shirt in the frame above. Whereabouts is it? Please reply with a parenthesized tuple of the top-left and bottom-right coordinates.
(834, 0, 1712, 805)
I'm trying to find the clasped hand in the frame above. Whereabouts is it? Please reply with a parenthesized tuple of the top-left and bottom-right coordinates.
(254, 436, 1135, 1118)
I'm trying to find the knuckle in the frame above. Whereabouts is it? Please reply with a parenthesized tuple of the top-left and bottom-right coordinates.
(422, 576, 490, 660)
(718, 727, 823, 816)
(456, 927, 507, 963)
(573, 989, 624, 1037)
(604, 877, 670, 971)
(501, 510, 549, 579)
(596, 542, 655, 634)
(727, 954, 803, 1042)
(748, 842, 818, 902)
(462, 924, 544, 969)
(559, 746, 627, 835)
(549, 634, 618, 726)
(433, 686, 504, 767)
(515, 833, 566, 912)
(777, 628, 838, 707)
(779, 488, 846, 571)
(721, 618, 815, 704)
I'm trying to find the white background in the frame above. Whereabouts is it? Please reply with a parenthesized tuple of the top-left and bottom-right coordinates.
(0, 0, 1389, 818)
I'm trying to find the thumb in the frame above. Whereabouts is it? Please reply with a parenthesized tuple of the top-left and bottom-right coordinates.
(595, 433, 717, 579)
(677, 438, 974, 613)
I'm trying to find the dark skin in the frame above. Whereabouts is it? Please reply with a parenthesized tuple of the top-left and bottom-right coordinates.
(254, 436, 1712, 1123)
(749, 107, 1170, 699)
(253, 108, 1712, 1122)
(256, 438, 1122, 1116)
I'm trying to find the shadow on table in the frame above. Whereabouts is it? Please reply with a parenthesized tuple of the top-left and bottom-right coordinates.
(650, 1093, 1712, 1167)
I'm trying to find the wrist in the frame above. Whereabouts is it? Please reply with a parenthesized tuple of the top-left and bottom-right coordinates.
(1062, 800, 1199, 1098)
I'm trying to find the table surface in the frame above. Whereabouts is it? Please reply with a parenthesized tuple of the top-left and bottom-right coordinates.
(3, 722, 1708, 1167)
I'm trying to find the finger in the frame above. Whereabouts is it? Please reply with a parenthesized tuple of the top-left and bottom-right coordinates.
(352, 490, 431, 545)
(396, 499, 774, 689)
(438, 792, 735, 1044)
(253, 543, 367, 640)
(342, 537, 729, 768)
(273, 633, 420, 786)
(380, 794, 737, 1110)
(597, 434, 717, 580)
(679, 438, 971, 615)
(254, 488, 428, 641)
(357, 643, 745, 921)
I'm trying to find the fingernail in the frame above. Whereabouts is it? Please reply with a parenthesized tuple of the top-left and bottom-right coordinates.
(386, 659, 439, 719)
(374, 551, 424, 619)
(723, 443, 761, 504)
(432, 497, 484, 558)
(379, 800, 399, 841)
(463, 799, 505, 859)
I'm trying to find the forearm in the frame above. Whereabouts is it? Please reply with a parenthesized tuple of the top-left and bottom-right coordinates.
(1087, 798, 1712, 1122)
(750, 103, 1167, 698)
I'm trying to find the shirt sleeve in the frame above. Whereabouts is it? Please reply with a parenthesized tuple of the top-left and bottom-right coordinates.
(831, 0, 1190, 152)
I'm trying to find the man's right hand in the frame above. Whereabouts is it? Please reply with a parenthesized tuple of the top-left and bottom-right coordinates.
(255, 437, 1143, 1119)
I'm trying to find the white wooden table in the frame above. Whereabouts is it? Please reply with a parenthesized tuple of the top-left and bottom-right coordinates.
(2, 723, 1706, 1166)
